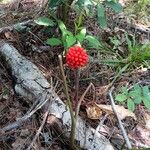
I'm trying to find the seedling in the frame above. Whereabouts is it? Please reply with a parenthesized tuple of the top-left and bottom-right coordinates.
(115, 84, 150, 111)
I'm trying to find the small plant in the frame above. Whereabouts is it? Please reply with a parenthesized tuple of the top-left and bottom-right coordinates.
(48, 0, 123, 28)
(46, 20, 102, 50)
(59, 45, 89, 149)
(115, 84, 150, 111)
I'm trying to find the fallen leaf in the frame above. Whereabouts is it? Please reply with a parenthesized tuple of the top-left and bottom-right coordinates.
(144, 112, 150, 129)
(86, 102, 136, 120)
(4, 31, 15, 41)
(96, 104, 136, 120)
(86, 103, 103, 119)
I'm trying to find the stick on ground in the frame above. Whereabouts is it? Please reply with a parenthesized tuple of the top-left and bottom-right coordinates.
(109, 87, 132, 149)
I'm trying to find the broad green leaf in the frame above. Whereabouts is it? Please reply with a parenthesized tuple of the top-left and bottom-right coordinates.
(34, 17, 55, 26)
(76, 28, 86, 42)
(58, 21, 67, 31)
(64, 30, 74, 36)
(127, 99, 135, 112)
(134, 84, 142, 95)
(97, 4, 107, 28)
(133, 96, 142, 104)
(105, 1, 123, 13)
(143, 97, 150, 110)
(46, 38, 62, 46)
(129, 91, 138, 99)
(143, 86, 150, 100)
(85, 35, 101, 49)
(66, 35, 76, 47)
(115, 94, 127, 102)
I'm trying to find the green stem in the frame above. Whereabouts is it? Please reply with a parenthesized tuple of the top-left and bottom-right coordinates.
(58, 55, 76, 149)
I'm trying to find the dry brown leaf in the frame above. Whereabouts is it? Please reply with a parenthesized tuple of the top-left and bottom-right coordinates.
(144, 112, 150, 129)
(4, 31, 15, 41)
(96, 104, 136, 120)
(86, 102, 136, 120)
(86, 103, 103, 119)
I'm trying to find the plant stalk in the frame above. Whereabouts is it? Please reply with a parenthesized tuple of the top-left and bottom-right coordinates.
(58, 55, 76, 149)
(75, 69, 80, 103)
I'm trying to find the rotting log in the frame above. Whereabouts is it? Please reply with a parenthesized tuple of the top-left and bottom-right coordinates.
(0, 41, 114, 150)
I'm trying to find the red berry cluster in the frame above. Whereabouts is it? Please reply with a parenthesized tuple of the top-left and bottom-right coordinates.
(66, 46, 89, 69)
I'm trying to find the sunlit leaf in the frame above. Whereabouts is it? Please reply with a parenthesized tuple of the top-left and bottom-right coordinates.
(34, 17, 55, 26)
(76, 28, 86, 42)
(85, 35, 101, 49)
(115, 94, 127, 102)
(66, 35, 76, 47)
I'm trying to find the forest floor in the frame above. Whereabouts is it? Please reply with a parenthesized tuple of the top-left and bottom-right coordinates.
(0, 0, 150, 150)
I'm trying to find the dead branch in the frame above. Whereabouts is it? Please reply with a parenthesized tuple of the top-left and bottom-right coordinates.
(109, 87, 132, 149)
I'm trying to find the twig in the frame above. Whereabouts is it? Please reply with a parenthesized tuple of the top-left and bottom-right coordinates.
(109, 87, 132, 149)
(27, 100, 52, 150)
(75, 83, 95, 118)
(28, 31, 46, 45)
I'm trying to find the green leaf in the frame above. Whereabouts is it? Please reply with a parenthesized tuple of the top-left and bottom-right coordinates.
(143, 97, 150, 110)
(46, 38, 62, 46)
(85, 35, 101, 49)
(97, 4, 107, 28)
(76, 28, 86, 42)
(133, 96, 142, 104)
(129, 91, 138, 99)
(142, 86, 150, 109)
(143, 86, 150, 100)
(127, 99, 135, 112)
(105, 1, 123, 13)
(34, 17, 55, 26)
(66, 35, 76, 47)
(115, 94, 127, 102)
(58, 21, 67, 31)
(134, 84, 142, 95)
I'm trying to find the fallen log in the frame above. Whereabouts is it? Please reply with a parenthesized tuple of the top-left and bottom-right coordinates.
(0, 41, 114, 150)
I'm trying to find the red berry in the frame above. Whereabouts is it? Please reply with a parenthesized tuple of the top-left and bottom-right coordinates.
(66, 46, 89, 69)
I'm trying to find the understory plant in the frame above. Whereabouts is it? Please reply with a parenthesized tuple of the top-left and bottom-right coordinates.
(101, 34, 150, 69)
(59, 45, 89, 149)
(47, 0, 122, 28)
(115, 84, 150, 111)
(45, 20, 103, 51)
